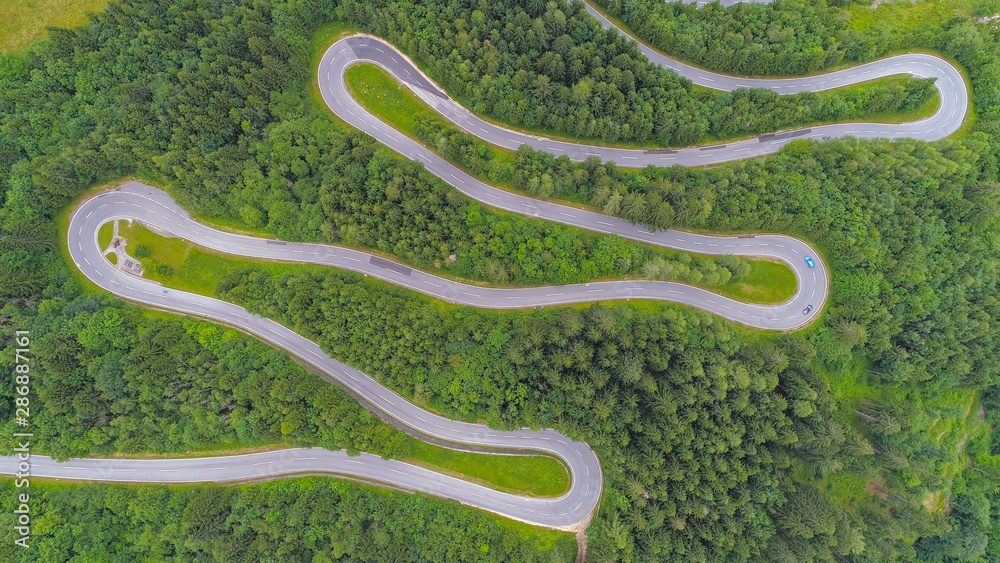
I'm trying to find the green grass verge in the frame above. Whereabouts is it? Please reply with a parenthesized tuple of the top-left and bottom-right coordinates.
(97, 220, 113, 250)
(346, 63, 426, 136)
(111, 223, 572, 498)
(345, 63, 797, 304)
(307, 20, 358, 114)
(113, 220, 297, 294)
(403, 439, 569, 497)
(720, 259, 798, 305)
(0, 0, 108, 53)
(494, 517, 578, 556)
(116, 220, 194, 285)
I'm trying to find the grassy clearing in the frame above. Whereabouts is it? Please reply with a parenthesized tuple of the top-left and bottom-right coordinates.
(0, 0, 108, 52)
(346, 62, 426, 136)
(116, 220, 194, 284)
(846, 0, 978, 35)
(113, 220, 286, 293)
(403, 439, 569, 497)
(118, 221, 188, 265)
(346, 63, 797, 304)
(720, 259, 798, 305)
(795, 355, 988, 510)
(115, 221, 298, 295)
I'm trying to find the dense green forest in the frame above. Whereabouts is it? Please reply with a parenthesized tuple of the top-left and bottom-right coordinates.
(0, 479, 577, 561)
(340, 0, 935, 145)
(1, 0, 999, 561)
(595, 0, 856, 76)
(0, 294, 409, 460)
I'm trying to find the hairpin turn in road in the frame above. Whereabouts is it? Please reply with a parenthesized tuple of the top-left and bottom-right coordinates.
(6, 7, 971, 529)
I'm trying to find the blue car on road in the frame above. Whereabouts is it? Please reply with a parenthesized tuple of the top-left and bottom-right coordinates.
(804, 256, 815, 268)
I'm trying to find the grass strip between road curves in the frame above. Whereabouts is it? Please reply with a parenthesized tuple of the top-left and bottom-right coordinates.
(344, 62, 798, 305)
(103, 221, 572, 498)
(344, 50, 939, 150)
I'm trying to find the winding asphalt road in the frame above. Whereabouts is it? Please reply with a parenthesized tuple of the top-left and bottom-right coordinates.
(323, 8, 966, 168)
(73, 183, 825, 329)
(10, 187, 606, 530)
(6, 4, 971, 531)
(8, 171, 820, 530)
(11, 449, 598, 529)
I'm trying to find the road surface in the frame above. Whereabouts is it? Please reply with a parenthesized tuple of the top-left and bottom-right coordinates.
(71, 183, 826, 329)
(7, 5, 970, 529)
(9, 449, 602, 529)
(319, 14, 965, 168)
(11, 182, 608, 530)
(9, 168, 822, 529)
